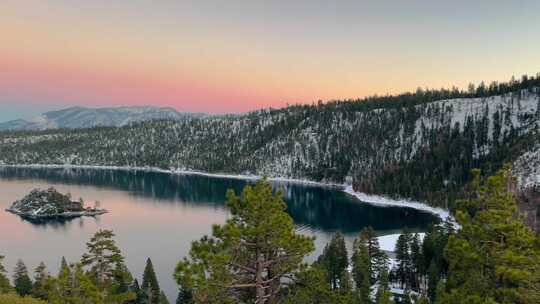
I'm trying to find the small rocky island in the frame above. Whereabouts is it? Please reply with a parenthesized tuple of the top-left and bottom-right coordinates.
(6, 187, 107, 220)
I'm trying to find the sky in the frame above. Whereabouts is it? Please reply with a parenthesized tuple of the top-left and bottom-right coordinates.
(1, 1, 540, 121)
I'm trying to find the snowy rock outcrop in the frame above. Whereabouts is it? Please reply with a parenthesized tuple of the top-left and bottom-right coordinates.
(512, 145, 540, 232)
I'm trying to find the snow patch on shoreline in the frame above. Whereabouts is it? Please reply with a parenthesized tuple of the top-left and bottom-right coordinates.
(343, 185, 452, 222)
(377, 233, 426, 252)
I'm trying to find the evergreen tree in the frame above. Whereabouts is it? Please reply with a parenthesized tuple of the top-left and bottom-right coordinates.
(317, 233, 348, 290)
(13, 260, 33, 296)
(126, 278, 142, 304)
(159, 291, 170, 304)
(426, 261, 439, 302)
(31, 262, 49, 300)
(394, 232, 411, 289)
(375, 265, 393, 304)
(359, 227, 387, 284)
(0, 255, 12, 293)
(409, 233, 422, 291)
(59, 257, 69, 277)
(175, 285, 193, 304)
(438, 169, 540, 303)
(351, 236, 371, 303)
(282, 265, 358, 304)
(81, 229, 124, 290)
(80, 229, 135, 302)
(46, 263, 103, 304)
(141, 258, 160, 304)
(174, 180, 314, 304)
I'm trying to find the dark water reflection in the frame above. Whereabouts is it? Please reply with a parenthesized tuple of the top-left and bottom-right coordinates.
(0, 167, 436, 232)
(0, 167, 438, 300)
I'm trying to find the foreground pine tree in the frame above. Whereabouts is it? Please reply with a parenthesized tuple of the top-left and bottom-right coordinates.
(13, 260, 33, 296)
(174, 179, 314, 304)
(81, 229, 136, 302)
(438, 169, 540, 303)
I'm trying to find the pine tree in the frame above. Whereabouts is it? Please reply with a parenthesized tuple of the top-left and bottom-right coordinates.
(409, 233, 422, 291)
(81, 229, 124, 290)
(13, 259, 33, 296)
(426, 261, 439, 302)
(394, 233, 411, 289)
(47, 263, 103, 304)
(351, 238, 371, 304)
(175, 285, 193, 304)
(317, 233, 348, 290)
(31, 262, 49, 299)
(126, 278, 140, 304)
(0, 255, 12, 293)
(174, 180, 314, 304)
(159, 291, 170, 304)
(375, 265, 393, 304)
(59, 257, 69, 277)
(142, 258, 160, 304)
(359, 227, 387, 284)
(282, 265, 358, 304)
(438, 169, 540, 303)
(80, 230, 135, 303)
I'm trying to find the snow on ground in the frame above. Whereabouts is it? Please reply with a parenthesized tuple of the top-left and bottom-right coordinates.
(343, 185, 453, 222)
(377, 233, 426, 252)
(512, 145, 540, 189)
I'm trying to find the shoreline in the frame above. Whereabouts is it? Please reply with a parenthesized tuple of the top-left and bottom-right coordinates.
(0, 163, 451, 220)
(5, 207, 108, 220)
(0, 163, 340, 187)
(343, 186, 452, 222)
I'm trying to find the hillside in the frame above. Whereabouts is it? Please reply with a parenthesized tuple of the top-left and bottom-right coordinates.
(0, 106, 203, 131)
(0, 80, 539, 211)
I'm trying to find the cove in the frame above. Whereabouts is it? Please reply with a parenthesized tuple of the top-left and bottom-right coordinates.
(0, 167, 438, 300)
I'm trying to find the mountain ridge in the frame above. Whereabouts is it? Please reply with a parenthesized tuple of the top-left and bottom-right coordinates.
(0, 106, 204, 131)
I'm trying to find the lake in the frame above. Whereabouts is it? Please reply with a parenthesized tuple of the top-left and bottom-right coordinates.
(0, 167, 438, 301)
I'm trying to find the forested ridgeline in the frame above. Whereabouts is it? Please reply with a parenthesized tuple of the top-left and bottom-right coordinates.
(1, 75, 540, 208)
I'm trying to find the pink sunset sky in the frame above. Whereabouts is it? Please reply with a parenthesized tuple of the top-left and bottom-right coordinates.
(1, 1, 539, 121)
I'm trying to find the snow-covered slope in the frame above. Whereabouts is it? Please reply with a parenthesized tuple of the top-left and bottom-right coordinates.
(1, 89, 539, 209)
(0, 106, 204, 130)
(512, 145, 540, 189)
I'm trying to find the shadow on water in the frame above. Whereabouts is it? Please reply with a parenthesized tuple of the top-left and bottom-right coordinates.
(0, 167, 439, 233)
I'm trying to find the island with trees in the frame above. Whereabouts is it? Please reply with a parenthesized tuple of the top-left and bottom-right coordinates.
(5, 187, 107, 221)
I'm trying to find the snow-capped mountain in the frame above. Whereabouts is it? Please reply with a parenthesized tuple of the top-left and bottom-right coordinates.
(0, 106, 204, 131)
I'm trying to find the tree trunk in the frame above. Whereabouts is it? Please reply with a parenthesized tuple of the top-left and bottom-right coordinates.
(255, 252, 266, 304)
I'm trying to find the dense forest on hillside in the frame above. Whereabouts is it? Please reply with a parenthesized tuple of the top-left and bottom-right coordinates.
(1, 74, 539, 209)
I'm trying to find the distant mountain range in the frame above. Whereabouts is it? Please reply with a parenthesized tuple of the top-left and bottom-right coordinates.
(0, 106, 204, 131)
